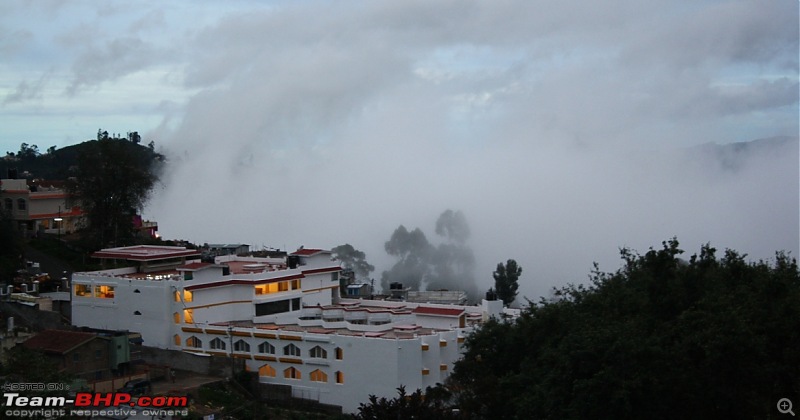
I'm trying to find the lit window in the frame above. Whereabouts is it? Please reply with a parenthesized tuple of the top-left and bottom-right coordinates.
(174, 291, 180, 302)
(94, 285, 115, 298)
(278, 281, 289, 292)
(335, 371, 344, 384)
(173, 335, 181, 346)
(74, 284, 92, 297)
(283, 367, 301, 380)
(173, 313, 180, 324)
(283, 344, 300, 357)
(210, 338, 226, 350)
(258, 342, 275, 354)
(259, 364, 276, 377)
(291, 279, 301, 290)
(186, 336, 202, 348)
(234, 339, 250, 352)
(309, 346, 327, 359)
(183, 290, 193, 302)
(310, 369, 327, 383)
(183, 309, 194, 324)
(335, 347, 343, 360)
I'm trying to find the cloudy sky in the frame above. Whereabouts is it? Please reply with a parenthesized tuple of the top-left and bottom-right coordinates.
(1, 0, 798, 299)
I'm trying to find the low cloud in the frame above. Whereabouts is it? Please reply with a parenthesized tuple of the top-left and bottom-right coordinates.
(133, 1, 799, 300)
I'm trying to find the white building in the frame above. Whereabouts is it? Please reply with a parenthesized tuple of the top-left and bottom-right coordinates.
(71, 245, 504, 413)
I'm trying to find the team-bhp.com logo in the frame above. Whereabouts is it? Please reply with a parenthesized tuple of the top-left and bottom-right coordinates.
(4, 391, 189, 418)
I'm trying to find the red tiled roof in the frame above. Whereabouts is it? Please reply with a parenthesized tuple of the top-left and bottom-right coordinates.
(22, 330, 100, 354)
(413, 306, 465, 317)
(291, 248, 327, 256)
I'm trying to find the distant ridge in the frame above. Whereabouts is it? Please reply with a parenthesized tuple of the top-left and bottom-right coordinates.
(689, 136, 799, 172)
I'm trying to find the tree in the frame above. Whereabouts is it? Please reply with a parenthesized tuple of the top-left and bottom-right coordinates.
(332, 243, 375, 280)
(353, 386, 458, 420)
(381, 225, 433, 291)
(0, 209, 23, 280)
(493, 259, 522, 306)
(67, 132, 161, 249)
(452, 239, 800, 419)
(382, 210, 480, 299)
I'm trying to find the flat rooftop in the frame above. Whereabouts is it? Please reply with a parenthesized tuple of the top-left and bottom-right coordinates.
(92, 245, 201, 262)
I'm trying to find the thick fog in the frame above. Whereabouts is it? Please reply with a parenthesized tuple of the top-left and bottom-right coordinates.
(139, 1, 799, 301)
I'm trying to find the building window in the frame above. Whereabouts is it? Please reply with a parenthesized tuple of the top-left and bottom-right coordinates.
(134, 311, 142, 315)
(255, 299, 291, 316)
(186, 336, 202, 348)
(310, 369, 327, 383)
(17, 199, 26, 211)
(283, 344, 300, 357)
(94, 285, 115, 298)
(283, 367, 301, 380)
(259, 364, 276, 377)
(3, 198, 11, 210)
(335, 371, 344, 384)
(95, 350, 103, 360)
(183, 309, 194, 324)
(174, 291, 180, 302)
(309, 346, 327, 359)
(335, 347, 343, 360)
(331, 272, 339, 282)
(255, 279, 301, 295)
(74, 284, 92, 297)
(258, 342, 275, 354)
(210, 338, 226, 350)
(183, 290, 193, 302)
(233, 339, 250, 352)
(174, 335, 181, 346)
(173, 312, 180, 324)
(184, 272, 193, 281)
(73, 353, 81, 363)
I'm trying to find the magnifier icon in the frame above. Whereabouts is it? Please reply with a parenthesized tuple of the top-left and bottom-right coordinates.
(778, 398, 795, 416)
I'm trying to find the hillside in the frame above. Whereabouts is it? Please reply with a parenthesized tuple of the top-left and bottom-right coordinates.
(1, 132, 165, 181)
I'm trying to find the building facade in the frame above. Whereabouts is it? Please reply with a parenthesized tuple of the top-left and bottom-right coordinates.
(71, 245, 503, 413)
(0, 178, 85, 236)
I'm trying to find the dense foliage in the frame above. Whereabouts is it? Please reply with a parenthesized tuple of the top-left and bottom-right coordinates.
(66, 131, 163, 249)
(353, 386, 457, 420)
(493, 259, 522, 306)
(450, 239, 799, 419)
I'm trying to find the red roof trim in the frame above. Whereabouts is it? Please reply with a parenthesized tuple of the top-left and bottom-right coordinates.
(291, 248, 328, 256)
(301, 266, 341, 275)
(30, 193, 68, 200)
(28, 209, 84, 220)
(413, 306, 465, 317)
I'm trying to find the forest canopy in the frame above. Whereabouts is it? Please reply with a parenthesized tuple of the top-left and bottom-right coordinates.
(445, 239, 799, 419)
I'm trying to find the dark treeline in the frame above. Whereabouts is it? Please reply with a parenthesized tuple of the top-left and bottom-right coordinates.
(355, 239, 800, 419)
